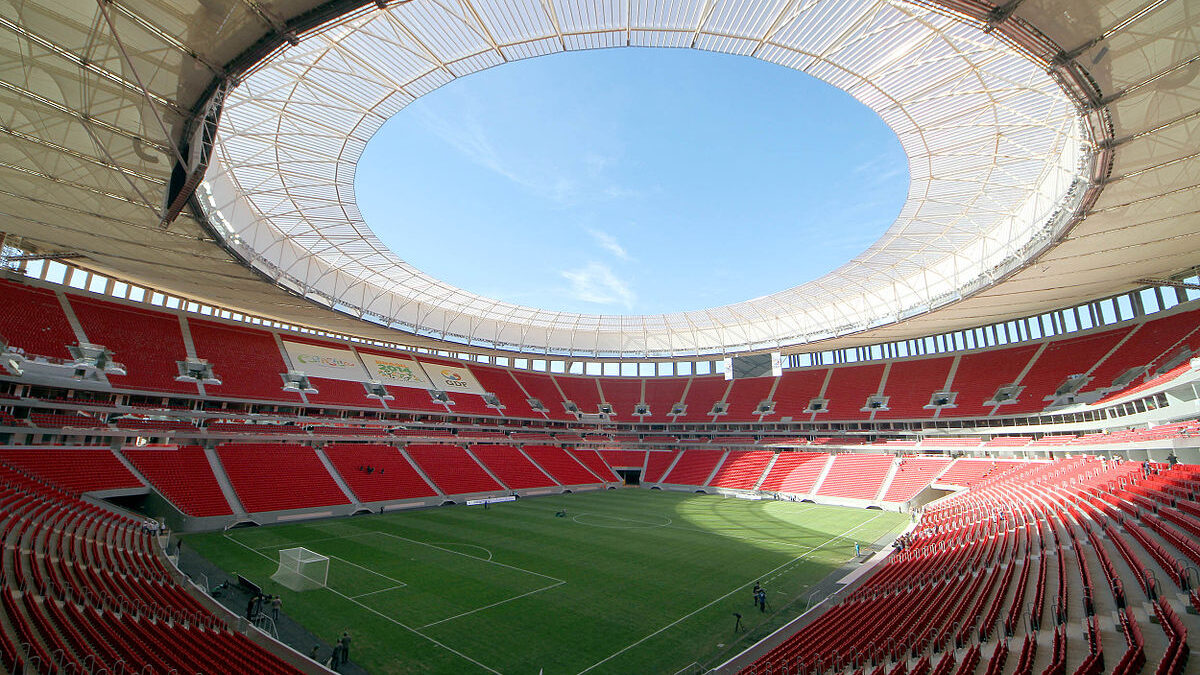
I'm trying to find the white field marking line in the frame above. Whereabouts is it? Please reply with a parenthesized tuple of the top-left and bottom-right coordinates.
(570, 512, 672, 529)
(427, 541, 493, 561)
(237, 531, 411, 588)
(568, 507, 821, 551)
(374, 531, 565, 584)
(417, 579, 567, 630)
(575, 511, 888, 675)
(351, 585, 405, 599)
(248, 532, 361, 551)
(326, 554, 409, 588)
(224, 534, 503, 675)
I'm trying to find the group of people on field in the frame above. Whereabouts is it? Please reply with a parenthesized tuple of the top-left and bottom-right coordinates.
(316, 631, 353, 671)
(752, 581, 768, 612)
(245, 593, 282, 622)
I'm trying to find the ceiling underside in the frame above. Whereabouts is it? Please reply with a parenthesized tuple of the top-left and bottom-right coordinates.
(0, 0, 1197, 359)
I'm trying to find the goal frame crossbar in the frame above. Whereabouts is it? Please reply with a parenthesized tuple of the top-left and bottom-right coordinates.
(271, 546, 329, 592)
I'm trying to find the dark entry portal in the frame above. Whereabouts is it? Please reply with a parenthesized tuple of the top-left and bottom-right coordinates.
(616, 469, 641, 485)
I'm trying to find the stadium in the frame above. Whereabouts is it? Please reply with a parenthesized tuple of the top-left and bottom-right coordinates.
(0, 0, 1198, 673)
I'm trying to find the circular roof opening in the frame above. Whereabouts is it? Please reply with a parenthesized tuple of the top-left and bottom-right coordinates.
(199, 0, 1092, 356)
(356, 48, 908, 315)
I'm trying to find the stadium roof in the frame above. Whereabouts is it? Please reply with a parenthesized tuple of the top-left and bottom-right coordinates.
(1, 0, 1197, 358)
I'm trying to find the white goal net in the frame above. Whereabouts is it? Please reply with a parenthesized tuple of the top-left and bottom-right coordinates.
(270, 547, 329, 592)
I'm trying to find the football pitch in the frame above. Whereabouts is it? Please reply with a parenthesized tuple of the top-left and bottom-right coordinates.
(185, 490, 909, 674)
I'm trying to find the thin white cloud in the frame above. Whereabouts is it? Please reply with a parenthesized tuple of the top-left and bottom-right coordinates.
(561, 262, 636, 310)
(412, 102, 580, 204)
(587, 229, 632, 261)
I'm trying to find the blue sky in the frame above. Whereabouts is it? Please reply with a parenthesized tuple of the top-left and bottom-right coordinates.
(356, 48, 908, 315)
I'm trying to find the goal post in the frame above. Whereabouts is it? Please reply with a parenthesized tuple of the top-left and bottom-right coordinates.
(271, 547, 329, 592)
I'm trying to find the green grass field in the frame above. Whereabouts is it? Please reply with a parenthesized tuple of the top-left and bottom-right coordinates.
(185, 490, 908, 675)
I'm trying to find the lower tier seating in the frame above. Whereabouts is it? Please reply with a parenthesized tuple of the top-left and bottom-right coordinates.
(0, 447, 143, 495)
(741, 458, 1198, 675)
(216, 443, 348, 512)
(323, 443, 437, 502)
(123, 445, 233, 517)
(404, 444, 502, 495)
(0, 463, 302, 674)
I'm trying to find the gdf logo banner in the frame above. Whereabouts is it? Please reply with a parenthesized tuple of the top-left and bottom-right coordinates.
(423, 363, 486, 394)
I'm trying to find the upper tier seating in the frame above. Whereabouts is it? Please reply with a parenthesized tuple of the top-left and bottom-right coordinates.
(1094, 361, 1193, 404)
(600, 377, 645, 420)
(383, 385, 449, 414)
(758, 452, 829, 494)
(511, 372, 573, 420)
(556, 374, 603, 415)
(216, 443, 348, 512)
(771, 369, 830, 420)
(816, 453, 893, 499)
(122, 445, 233, 516)
(0, 447, 142, 494)
(678, 377, 729, 421)
(69, 296, 198, 394)
(469, 445, 557, 489)
(724, 378, 776, 422)
(1005, 328, 1132, 413)
(707, 450, 774, 489)
(441, 390, 494, 416)
(187, 318, 300, 402)
(522, 445, 603, 485)
(350, 345, 452, 414)
(873, 356, 954, 420)
(0, 280, 77, 359)
(661, 449, 724, 485)
(821, 364, 886, 420)
(304, 376, 381, 408)
(638, 377, 687, 422)
(469, 364, 543, 419)
(2, 280, 1197, 425)
(323, 443, 437, 502)
(946, 344, 1041, 417)
(1084, 308, 1200, 394)
(404, 444, 503, 495)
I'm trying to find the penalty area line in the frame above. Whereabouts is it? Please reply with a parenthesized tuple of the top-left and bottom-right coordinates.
(418, 580, 567, 629)
(223, 534, 502, 675)
(351, 585, 405, 599)
(374, 531, 565, 584)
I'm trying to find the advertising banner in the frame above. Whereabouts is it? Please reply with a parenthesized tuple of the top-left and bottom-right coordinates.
(422, 363, 487, 394)
(363, 355, 435, 390)
(281, 341, 370, 381)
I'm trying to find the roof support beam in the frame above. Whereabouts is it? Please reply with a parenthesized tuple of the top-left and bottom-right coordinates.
(1135, 279, 1200, 292)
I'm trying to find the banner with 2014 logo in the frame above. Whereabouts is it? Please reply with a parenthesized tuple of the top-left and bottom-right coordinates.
(363, 355, 436, 390)
(281, 340, 371, 382)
